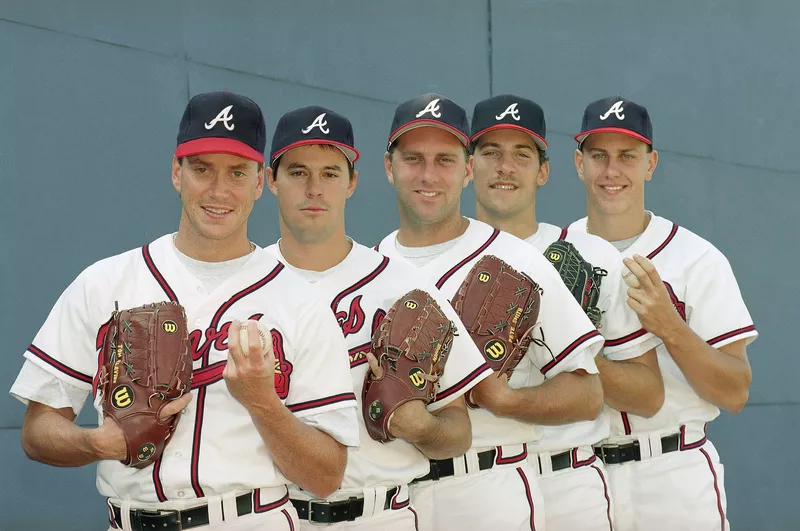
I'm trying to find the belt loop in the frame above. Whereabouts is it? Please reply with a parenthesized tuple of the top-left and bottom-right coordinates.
(372, 486, 388, 517)
(222, 491, 239, 522)
(206, 494, 224, 525)
(539, 451, 554, 476)
(362, 486, 378, 518)
(458, 452, 475, 476)
(649, 433, 664, 459)
(120, 499, 133, 531)
(637, 434, 653, 461)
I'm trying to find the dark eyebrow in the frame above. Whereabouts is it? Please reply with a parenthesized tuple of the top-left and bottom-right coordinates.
(323, 164, 344, 172)
(478, 141, 535, 151)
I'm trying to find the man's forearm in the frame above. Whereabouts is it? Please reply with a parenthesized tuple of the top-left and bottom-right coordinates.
(407, 402, 472, 460)
(22, 405, 109, 467)
(492, 371, 603, 425)
(248, 400, 347, 498)
(596, 353, 664, 417)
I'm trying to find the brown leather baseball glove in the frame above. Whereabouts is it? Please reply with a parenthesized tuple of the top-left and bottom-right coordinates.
(97, 301, 192, 468)
(362, 289, 456, 443)
(451, 255, 542, 377)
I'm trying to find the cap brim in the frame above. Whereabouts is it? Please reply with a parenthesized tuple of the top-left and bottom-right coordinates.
(270, 139, 360, 165)
(470, 124, 548, 150)
(388, 120, 469, 148)
(574, 127, 652, 146)
(176, 137, 264, 163)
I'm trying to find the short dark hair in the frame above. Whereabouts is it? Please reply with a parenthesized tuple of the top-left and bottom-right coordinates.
(387, 140, 470, 161)
(177, 156, 264, 172)
(271, 144, 355, 180)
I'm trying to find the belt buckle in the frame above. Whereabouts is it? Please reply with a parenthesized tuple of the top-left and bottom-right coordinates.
(306, 499, 327, 527)
(137, 508, 182, 531)
(598, 443, 619, 464)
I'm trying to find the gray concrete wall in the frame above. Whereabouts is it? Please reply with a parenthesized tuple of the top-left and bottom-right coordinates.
(1, 1, 794, 528)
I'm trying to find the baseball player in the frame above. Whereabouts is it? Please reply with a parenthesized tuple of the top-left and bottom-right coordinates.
(375, 92, 607, 531)
(469, 94, 664, 530)
(569, 96, 758, 530)
(264, 105, 493, 530)
(9, 91, 360, 531)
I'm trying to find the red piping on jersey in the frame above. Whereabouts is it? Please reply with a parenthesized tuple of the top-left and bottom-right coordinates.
(189, 263, 285, 499)
(434, 363, 492, 401)
(496, 443, 528, 465)
(152, 459, 167, 502)
(142, 244, 178, 302)
(282, 509, 295, 530)
(604, 327, 648, 347)
(590, 464, 614, 531)
(329, 257, 390, 314)
(679, 423, 708, 451)
(645, 223, 679, 260)
(253, 489, 290, 513)
(27, 344, 92, 384)
(571, 447, 597, 468)
(707, 325, 757, 346)
(540, 330, 603, 375)
(435, 229, 501, 289)
(620, 412, 632, 435)
(391, 490, 410, 510)
(286, 392, 357, 413)
(348, 341, 372, 368)
(409, 507, 420, 531)
(516, 467, 537, 531)
(699, 447, 726, 530)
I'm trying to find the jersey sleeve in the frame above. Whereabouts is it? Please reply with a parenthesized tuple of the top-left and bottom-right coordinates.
(19, 269, 103, 402)
(299, 408, 360, 447)
(524, 255, 604, 377)
(685, 247, 758, 348)
(599, 253, 663, 361)
(9, 360, 91, 416)
(283, 299, 360, 428)
(426, 287, 493, 411)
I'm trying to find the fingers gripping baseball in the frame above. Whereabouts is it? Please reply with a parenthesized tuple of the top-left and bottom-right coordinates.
(224, 320, 278, 408)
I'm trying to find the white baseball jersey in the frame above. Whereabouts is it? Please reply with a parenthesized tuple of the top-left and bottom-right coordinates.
(376, 218, 605, 451)
(266, 241, 493, 492)
(525, 222, 662, 452)
(9, 234, 359, 507)
(570, 214, 758, 443)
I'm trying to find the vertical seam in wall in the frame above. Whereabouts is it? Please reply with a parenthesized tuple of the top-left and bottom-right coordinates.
(487, 0, 494, 96)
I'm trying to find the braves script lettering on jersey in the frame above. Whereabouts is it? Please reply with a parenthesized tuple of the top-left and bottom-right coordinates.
(526, 222, 662, 531)
(10, 235, 359, 525)
(267, 241, 491, 528)
(570, 213, 758, 531)
(377, 218, 605, 531)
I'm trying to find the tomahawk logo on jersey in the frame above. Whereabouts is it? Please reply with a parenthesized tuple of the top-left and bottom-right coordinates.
(377, 218, 605, 450)
(267, 241, 492, 491)
(569, 213, 758, 442)
(11, 235, 358, 507)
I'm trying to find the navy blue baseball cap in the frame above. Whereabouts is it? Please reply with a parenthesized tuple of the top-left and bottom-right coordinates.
(387, 93, 470, 149)
(270, 106, 359, 165)
(175, 91, 266, 163)
(575, 96, 653, 147)
(471, 94, 548, 150)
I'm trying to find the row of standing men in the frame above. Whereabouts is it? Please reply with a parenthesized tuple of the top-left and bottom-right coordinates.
(10, 89, 757, 531)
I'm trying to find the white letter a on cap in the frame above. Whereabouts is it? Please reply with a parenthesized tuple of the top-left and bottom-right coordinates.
(416, 99, 442, 118)
(600, 101, 625, 121)
(205, 105, 235, 131)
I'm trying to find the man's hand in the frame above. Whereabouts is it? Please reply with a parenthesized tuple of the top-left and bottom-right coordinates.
(92, 393, 192, 461)
(224, 320, 280, 410)
(623, 254, 684, 339)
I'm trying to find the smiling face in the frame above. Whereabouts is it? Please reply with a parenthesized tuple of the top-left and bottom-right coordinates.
(171, 152, 263, 244)
(574, 132, 658, 218)
(472, 128, 549, 223)
(267, 144, 356, 245)
(384, 126, 473, 230)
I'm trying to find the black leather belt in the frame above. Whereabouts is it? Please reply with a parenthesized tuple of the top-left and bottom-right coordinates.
(595, 434, 680, 465)
(549, 449, 573, 472)
(291, 487, 399, 524)
(112, 493, 252, 531)
(413, 449, 497, 483)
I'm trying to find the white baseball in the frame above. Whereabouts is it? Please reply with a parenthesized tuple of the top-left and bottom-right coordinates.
(622, 264, 641, 289)
(238, 320, 271, 355)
